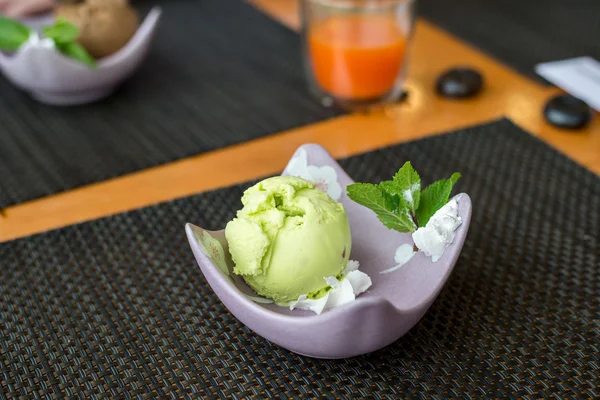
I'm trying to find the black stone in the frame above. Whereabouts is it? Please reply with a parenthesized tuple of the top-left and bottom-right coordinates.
(543, 95, 592, 129)
(436, 67, 484, 98)
(398, 89, 409, 102)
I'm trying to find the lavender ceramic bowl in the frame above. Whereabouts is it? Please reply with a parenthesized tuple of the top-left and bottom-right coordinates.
(0, 7, 161, 105)
(186, 144, 472, 359)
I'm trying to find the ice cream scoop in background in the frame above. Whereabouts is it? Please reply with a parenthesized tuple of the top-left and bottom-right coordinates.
(225, 176, 352, 304)
(56, 0, 140, 58)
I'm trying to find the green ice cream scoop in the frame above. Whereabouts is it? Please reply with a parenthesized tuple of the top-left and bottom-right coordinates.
(225, 176, 352, 304)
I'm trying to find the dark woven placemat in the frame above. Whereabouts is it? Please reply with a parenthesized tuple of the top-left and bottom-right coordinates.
(0, 0, 339, 209)
(1, 119, 598, 398)
(419, 0, 600, 83)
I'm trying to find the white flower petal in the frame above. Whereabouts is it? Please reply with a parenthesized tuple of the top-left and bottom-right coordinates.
(346, 270, 372, 295)
(306, 165, 342, 200)
(326, 180, 343, 201)
(194, 230, 230, 277)
(394, 243, 416, 265)
(307, 165, 337, 181)
(381, 243, 416, 274)
(380, 264, 406, 275)
(284, 149, 312, 181)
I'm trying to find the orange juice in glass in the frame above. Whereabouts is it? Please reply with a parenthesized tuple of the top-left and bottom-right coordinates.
(302, 0, 415, 109)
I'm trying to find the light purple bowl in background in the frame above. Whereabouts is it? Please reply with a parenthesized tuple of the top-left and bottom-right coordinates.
(0, 7, 162, 106)
(186, 144, 472, 359)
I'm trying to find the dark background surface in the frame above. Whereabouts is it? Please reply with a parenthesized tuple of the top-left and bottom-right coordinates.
(419, 0, 600, 83)
(0, 0, 340, 208)
(4, 0, 600, 208)
(1, 119, 597, 398)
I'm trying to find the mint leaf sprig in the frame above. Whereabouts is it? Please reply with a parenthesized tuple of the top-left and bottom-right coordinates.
(0, 17, 95, 68)
(43, 19, 96, 68)
(0, 17, 32, 51)
(42, 19, 79, 44)
(347, 162, 461, 233)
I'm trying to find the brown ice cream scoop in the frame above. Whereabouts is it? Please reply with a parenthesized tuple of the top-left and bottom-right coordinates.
(55, 0, 140, 58)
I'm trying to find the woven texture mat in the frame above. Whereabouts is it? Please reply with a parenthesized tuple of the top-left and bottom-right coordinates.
(419, 0, 600, 83)
(0, 0, 339, 209)
(1, 119, 598, 398)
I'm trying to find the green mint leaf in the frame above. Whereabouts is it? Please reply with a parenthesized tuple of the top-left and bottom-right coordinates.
(448, 172, 461, 186)
(416, 172, 461, 227)
(392, 161, 421, 213)
(379, 181, 401, 212)
(56, 42, 96, 68)
(347, 183, 417, 233)
(379, 180, 417, 227)
(43, 19, 79, 44)
(0, 17, 32, 51)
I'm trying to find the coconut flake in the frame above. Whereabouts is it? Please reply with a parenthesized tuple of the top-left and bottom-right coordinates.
(324, 276, 340, 288)
(288, 260, 372, 315)
(346, 270, 372, 295)
(344, 259, 360, 274)
(412, 198, 462, 262)
(288, 294, 328, 315)
(324, 278, 356, 309)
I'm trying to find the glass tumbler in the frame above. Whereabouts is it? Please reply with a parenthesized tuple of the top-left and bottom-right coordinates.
(301, 0, 416, 110)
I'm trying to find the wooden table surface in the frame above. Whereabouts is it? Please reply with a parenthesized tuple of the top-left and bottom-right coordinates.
(0, 0, 598, 243)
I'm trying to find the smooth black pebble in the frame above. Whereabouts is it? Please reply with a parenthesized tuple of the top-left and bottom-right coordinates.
(436, 67, 483, 98)
(543, 95, 592, 129)
(398, 89, 409, 102)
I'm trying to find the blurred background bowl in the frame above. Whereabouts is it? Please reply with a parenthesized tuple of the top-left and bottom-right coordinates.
(0, 6, 161, 106)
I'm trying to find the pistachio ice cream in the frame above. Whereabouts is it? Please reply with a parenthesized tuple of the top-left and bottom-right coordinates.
(225, 176, 352, 304)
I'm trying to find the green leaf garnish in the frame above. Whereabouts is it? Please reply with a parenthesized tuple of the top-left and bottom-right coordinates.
(42, 19, 79, 44)
(347, 162, 461, 232)
(416, 172, 461, 227)
(0, 17, 95, 67)
(347, 183, 417, 233)
(56, 42, 97, 68)
(0, 17, 32, 51)
(392, 161, 421, 213)
(378, 181, 402, 212)
(44, 19, 96, 68)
